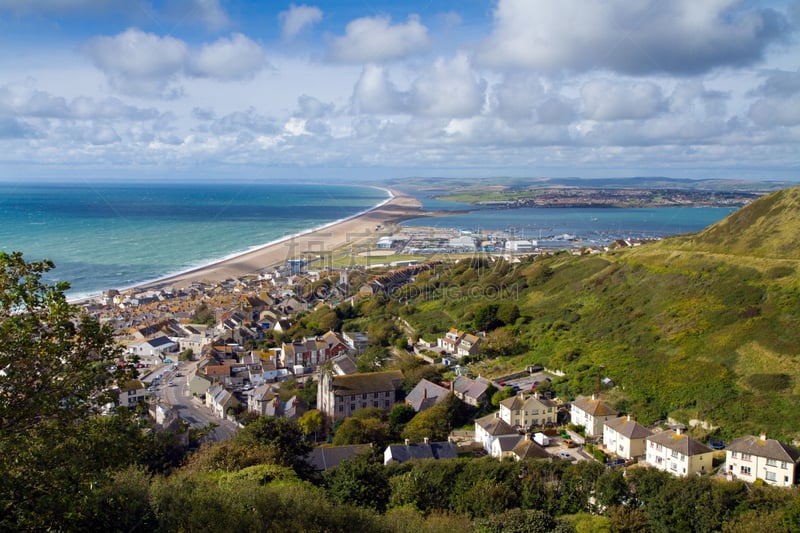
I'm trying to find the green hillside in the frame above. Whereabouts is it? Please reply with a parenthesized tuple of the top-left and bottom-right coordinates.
(383, 187, 800, 441)
(668, 186, 800, 259)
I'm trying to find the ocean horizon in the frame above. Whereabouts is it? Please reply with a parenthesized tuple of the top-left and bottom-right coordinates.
(0, 181, 389, 300)
(2, 181, 738, 300)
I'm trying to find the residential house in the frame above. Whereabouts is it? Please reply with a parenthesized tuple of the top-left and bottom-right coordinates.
(342, 331, 369, 355)
(330, 353, 358, 376)
(206, 383, 240, 419)
(117, 380, 151, 408)
(475, 413, 518, 454)
(456, 333, 482, 358)
(317, 370, 403, 420)
(603, 415, 653, 461)
(512, 436, 552, 461)
(405, 379, 450, 412)
(725, 434, 800, 487)
(249, 393, 306, 420)
(452, 375, 492, 407)
(570, 394, 618, 437)
(305, 445, 372, 472)
(499, 392, 557, 429)
(437, 328, 464, 354)
(127, 335, 178, 366)
(384, 439, 458, 465)
(281, 333, 349, 368)
(645, 428, 713, 477)
(188, 373, 212, 398)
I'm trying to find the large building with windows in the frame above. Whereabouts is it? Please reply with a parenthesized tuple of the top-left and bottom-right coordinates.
(317, 370, 403, 420)
(645, 428, 713, 477)
(725, 434, 800, 487)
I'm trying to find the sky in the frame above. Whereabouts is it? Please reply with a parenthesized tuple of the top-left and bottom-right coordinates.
(0, 0, 799, 181)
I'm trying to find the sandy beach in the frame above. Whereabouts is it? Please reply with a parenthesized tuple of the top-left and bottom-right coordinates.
(134, 188, 423, 291)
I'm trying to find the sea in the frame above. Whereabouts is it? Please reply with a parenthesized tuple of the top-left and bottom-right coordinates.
(399, 189, 737, 249)
(0, 181, 389, 300)
(1, 181, 737, 301)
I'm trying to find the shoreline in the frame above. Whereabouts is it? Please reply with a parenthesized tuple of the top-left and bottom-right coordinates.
(101, 186, 423, 296)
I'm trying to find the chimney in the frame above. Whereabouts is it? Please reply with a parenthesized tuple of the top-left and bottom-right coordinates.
(424, 437, 429, 444)
(675, 427, 682, 436)
(422, 387, 427, 400)
(495, 412, 500, 418)
(760, 432, 767, 441)
(627, 414, 632, 422)
(404, 438, 410, 446)
(591, 393, 598, 401)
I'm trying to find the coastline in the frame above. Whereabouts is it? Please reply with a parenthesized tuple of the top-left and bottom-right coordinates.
(122, 187, 423, 294)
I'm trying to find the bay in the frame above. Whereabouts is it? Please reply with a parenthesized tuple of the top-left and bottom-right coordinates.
(0, 181, 388, 299)
(401, 205, 737, 247)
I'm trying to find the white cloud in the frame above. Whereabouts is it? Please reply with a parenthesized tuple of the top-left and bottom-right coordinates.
(581, 79, 666, 121)
(189, 33, 267, 80)
(478, 0, 791, 75)
(84, 29, 268, 97)
(407, 54, 486, 118)
(84, 28, 188, 98)
(279, 4, 323, 39)
(328, 15, 430, 63)
(351, 65, 405, 114)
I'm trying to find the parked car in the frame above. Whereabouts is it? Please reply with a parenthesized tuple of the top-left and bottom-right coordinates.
(559, 452, 574, 460)
(607, 458, 626, 468)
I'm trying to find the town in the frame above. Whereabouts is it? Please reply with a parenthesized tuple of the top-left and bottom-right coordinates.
(92, 232, 800, 489)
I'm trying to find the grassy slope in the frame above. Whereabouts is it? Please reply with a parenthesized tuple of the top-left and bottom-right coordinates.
(397, 188, 800, 441)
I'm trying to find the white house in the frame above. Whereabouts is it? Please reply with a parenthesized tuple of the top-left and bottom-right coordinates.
(570, 394, 618, 437)
(603, 415, 652, 460)
(127, 335, 178, 366)
(645, 428, 713, 477)
(726, 434, 800, 487)
(475, 412, 518, 454)
(117, 380, 152, 409)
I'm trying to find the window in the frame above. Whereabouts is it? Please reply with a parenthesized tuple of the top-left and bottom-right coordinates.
(384, 400, 390, 407)
(766, 459, 778, 467)
(740, 466, 751, 475)
(338, 405, 343, 412)
(781, 462, 788, 469)
(372, 401, 378, 407)
(362, 393, 367, 399)
(350, 403, 355, 411)
(731, 451, 738, 458)
(385, 391, 390, 397)
(671, 450, 679, 458)
(742, 453, 752, 461)
(765, 471, 777, 482)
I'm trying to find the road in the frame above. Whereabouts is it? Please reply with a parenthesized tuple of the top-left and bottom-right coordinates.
(145, 361, 240, 442)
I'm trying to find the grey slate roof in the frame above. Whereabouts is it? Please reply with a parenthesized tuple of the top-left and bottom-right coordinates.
(647, 430, 712, 456)
(305, 445, 372, 471)
(726, 435, 800, 462)
(604, 416, 653, 439)
(384, 442, 458, 464)
(475, 413, 518, 437)
(405, 379, 450, 412)
(572, 395, 618, 417)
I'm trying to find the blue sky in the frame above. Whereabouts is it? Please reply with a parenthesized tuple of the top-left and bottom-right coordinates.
(0, 0, 798, 181)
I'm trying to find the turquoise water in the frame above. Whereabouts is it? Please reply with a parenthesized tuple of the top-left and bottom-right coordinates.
(0, 181, 388, 299)
(401, 205, 737, 246)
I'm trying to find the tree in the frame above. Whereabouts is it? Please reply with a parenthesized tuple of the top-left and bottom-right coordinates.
(389, 403, 416, 433)
(491, 386, 516, 407)
(0, 252, 126, 435)
(473, 303, 502, 331)
(0, 252, 134, 528)
(234, 415, 312, 471)
(332, 416, 390, 446)
(298, 409, 323, 441)
(324, 452, 390, 511)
